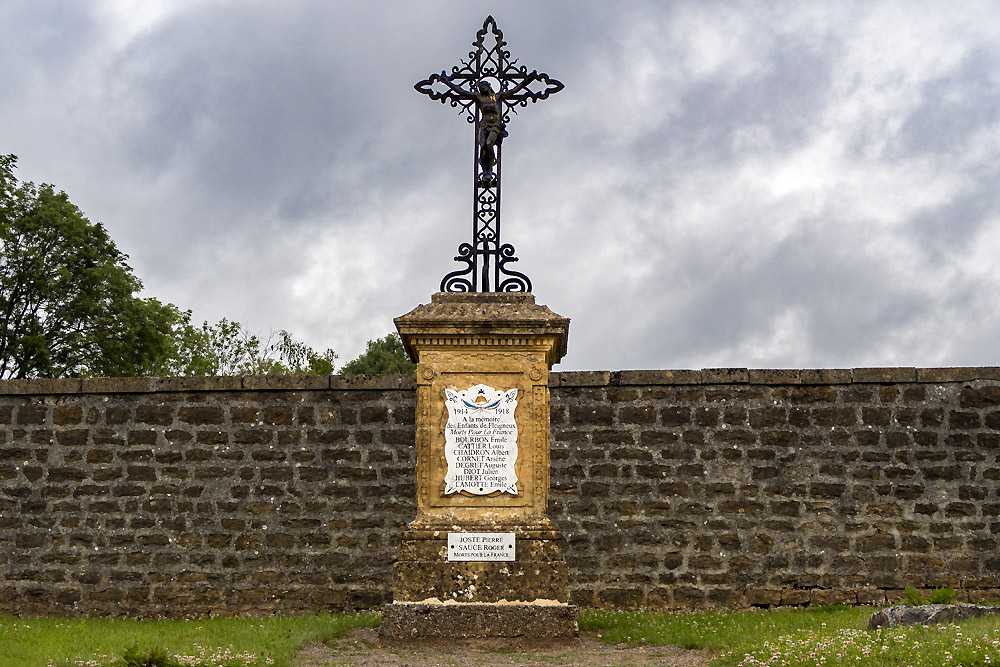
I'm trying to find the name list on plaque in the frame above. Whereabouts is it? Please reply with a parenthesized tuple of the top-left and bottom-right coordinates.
(447, 532, 516, 561)
(443, 383, 519, 495)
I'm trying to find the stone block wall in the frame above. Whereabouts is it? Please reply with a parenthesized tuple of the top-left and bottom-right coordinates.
(0, 375, 416, 616)
(1, 368, 999, 616)
(549, 368, 1000, 608)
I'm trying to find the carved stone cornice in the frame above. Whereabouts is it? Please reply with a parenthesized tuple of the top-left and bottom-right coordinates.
(394, 293, 569, 366)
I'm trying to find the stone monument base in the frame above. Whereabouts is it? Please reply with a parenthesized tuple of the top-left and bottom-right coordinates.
(379, 602, 579, 640)
(389, 293, 573, 641)
(392, 524, 569, 603)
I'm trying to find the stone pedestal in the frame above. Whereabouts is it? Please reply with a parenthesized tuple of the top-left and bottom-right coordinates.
(380, 293, 576, 640)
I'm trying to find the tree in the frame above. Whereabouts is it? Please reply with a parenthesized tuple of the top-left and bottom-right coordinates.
(152, 314, 338, 377)
(0, 154, 337, 379)
(0, 154, 178, 379)
(340, 333, 416, 375)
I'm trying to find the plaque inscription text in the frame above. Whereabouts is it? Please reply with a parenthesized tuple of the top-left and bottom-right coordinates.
(447, 532, 516, 562)
(444, 383, 518, 495)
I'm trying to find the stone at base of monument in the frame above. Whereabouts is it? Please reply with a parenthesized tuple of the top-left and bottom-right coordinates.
(381, 522, 578, 639)
(391, 524, 569, 603)
(379, 602, 579, 640)
(868, 603, 1000, 629)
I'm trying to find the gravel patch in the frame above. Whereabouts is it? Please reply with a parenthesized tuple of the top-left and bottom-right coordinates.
(295, 628, 716, 666)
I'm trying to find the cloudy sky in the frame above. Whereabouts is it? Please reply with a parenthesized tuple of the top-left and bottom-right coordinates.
(3, 1, 999, 372)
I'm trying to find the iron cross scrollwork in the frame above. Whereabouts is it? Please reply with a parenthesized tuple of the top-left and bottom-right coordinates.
(415, 16, 563, 292)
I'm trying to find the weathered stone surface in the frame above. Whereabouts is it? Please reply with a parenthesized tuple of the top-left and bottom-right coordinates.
(703, 368, 749, 384)
(799, 369, 851, 384)
(242, 374, 329, 391)
(154, 376, 243, 392)
(617, 370, 703, 385)
(393, 558, 569, 603)
(853, 367, 917, 383)
(4, 378, 82, 395)
(0, 376, 414, 618)
(917, 367, 1000, 382)
(389, 293, 574, 638)
(394, 293, 569, 530)
(379, 603, 579, 639)
(395, 292, 570, 366)
(748, 369, 801, 385)
(81, 377, 155, 394)
(551, 371, 609, 387)
(1, 369, 999, 616)
(868, 604, 1000, 629)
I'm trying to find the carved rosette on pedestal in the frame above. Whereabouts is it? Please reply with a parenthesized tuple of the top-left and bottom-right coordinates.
(379, 292, 575, 640)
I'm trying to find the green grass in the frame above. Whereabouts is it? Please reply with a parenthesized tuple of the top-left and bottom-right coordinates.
(6, 606, 1000, 667)
(0, 613, 378, 667)
(581, 605, 870, 653)
(581, 605, 1000, 667)
(723, 616, 1000, 667)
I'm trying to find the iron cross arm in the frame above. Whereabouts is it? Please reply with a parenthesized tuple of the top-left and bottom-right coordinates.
(414, 68, 564, 124)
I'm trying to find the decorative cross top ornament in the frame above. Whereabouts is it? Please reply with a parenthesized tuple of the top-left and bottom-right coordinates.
(415, 16, 563, 292)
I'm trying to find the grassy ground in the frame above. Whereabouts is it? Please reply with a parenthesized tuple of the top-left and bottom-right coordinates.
(3, 606, 1000, 666)
(581, 604, 872, 652)
(723, 616, 1000, 667)
(581, 605, 1000, 667)
(0, 613, 378, 667)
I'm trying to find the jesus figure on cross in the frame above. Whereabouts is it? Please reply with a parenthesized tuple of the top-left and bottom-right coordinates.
(435, 76, 537, 180)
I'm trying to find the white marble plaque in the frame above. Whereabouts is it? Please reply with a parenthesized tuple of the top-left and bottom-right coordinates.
(447, 532, 516, 561)
(444, 383, 518, 495)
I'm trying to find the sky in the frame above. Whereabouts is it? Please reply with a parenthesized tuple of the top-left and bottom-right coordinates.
(2, 1, 999, 372)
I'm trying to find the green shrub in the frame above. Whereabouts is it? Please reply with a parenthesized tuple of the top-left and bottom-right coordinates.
(928, 586, 958, 604)
(901, 586, 960, 606)
(902, 586, 926, 606)
(117, 646, 181, 667)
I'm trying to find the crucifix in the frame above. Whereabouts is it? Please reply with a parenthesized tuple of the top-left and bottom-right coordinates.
(415, 16, 564, 293)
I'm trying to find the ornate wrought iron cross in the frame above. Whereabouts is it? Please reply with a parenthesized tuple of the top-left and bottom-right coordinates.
(415, 16, 563, 292)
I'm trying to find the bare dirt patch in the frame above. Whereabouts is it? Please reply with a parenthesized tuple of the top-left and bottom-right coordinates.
(295, 628, 716, 666)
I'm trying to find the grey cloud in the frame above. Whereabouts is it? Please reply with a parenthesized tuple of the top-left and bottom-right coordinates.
(112, 9, 373, 209)
(3, 1, 1000, 371)
(895, 46, 1000, 157)
(909, 186, 1000, 257)
(0, 3, 99, 90)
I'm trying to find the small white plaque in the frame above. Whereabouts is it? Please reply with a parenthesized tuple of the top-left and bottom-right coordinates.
(447, 532, 516, 561)
(444, 384, 519, 495)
